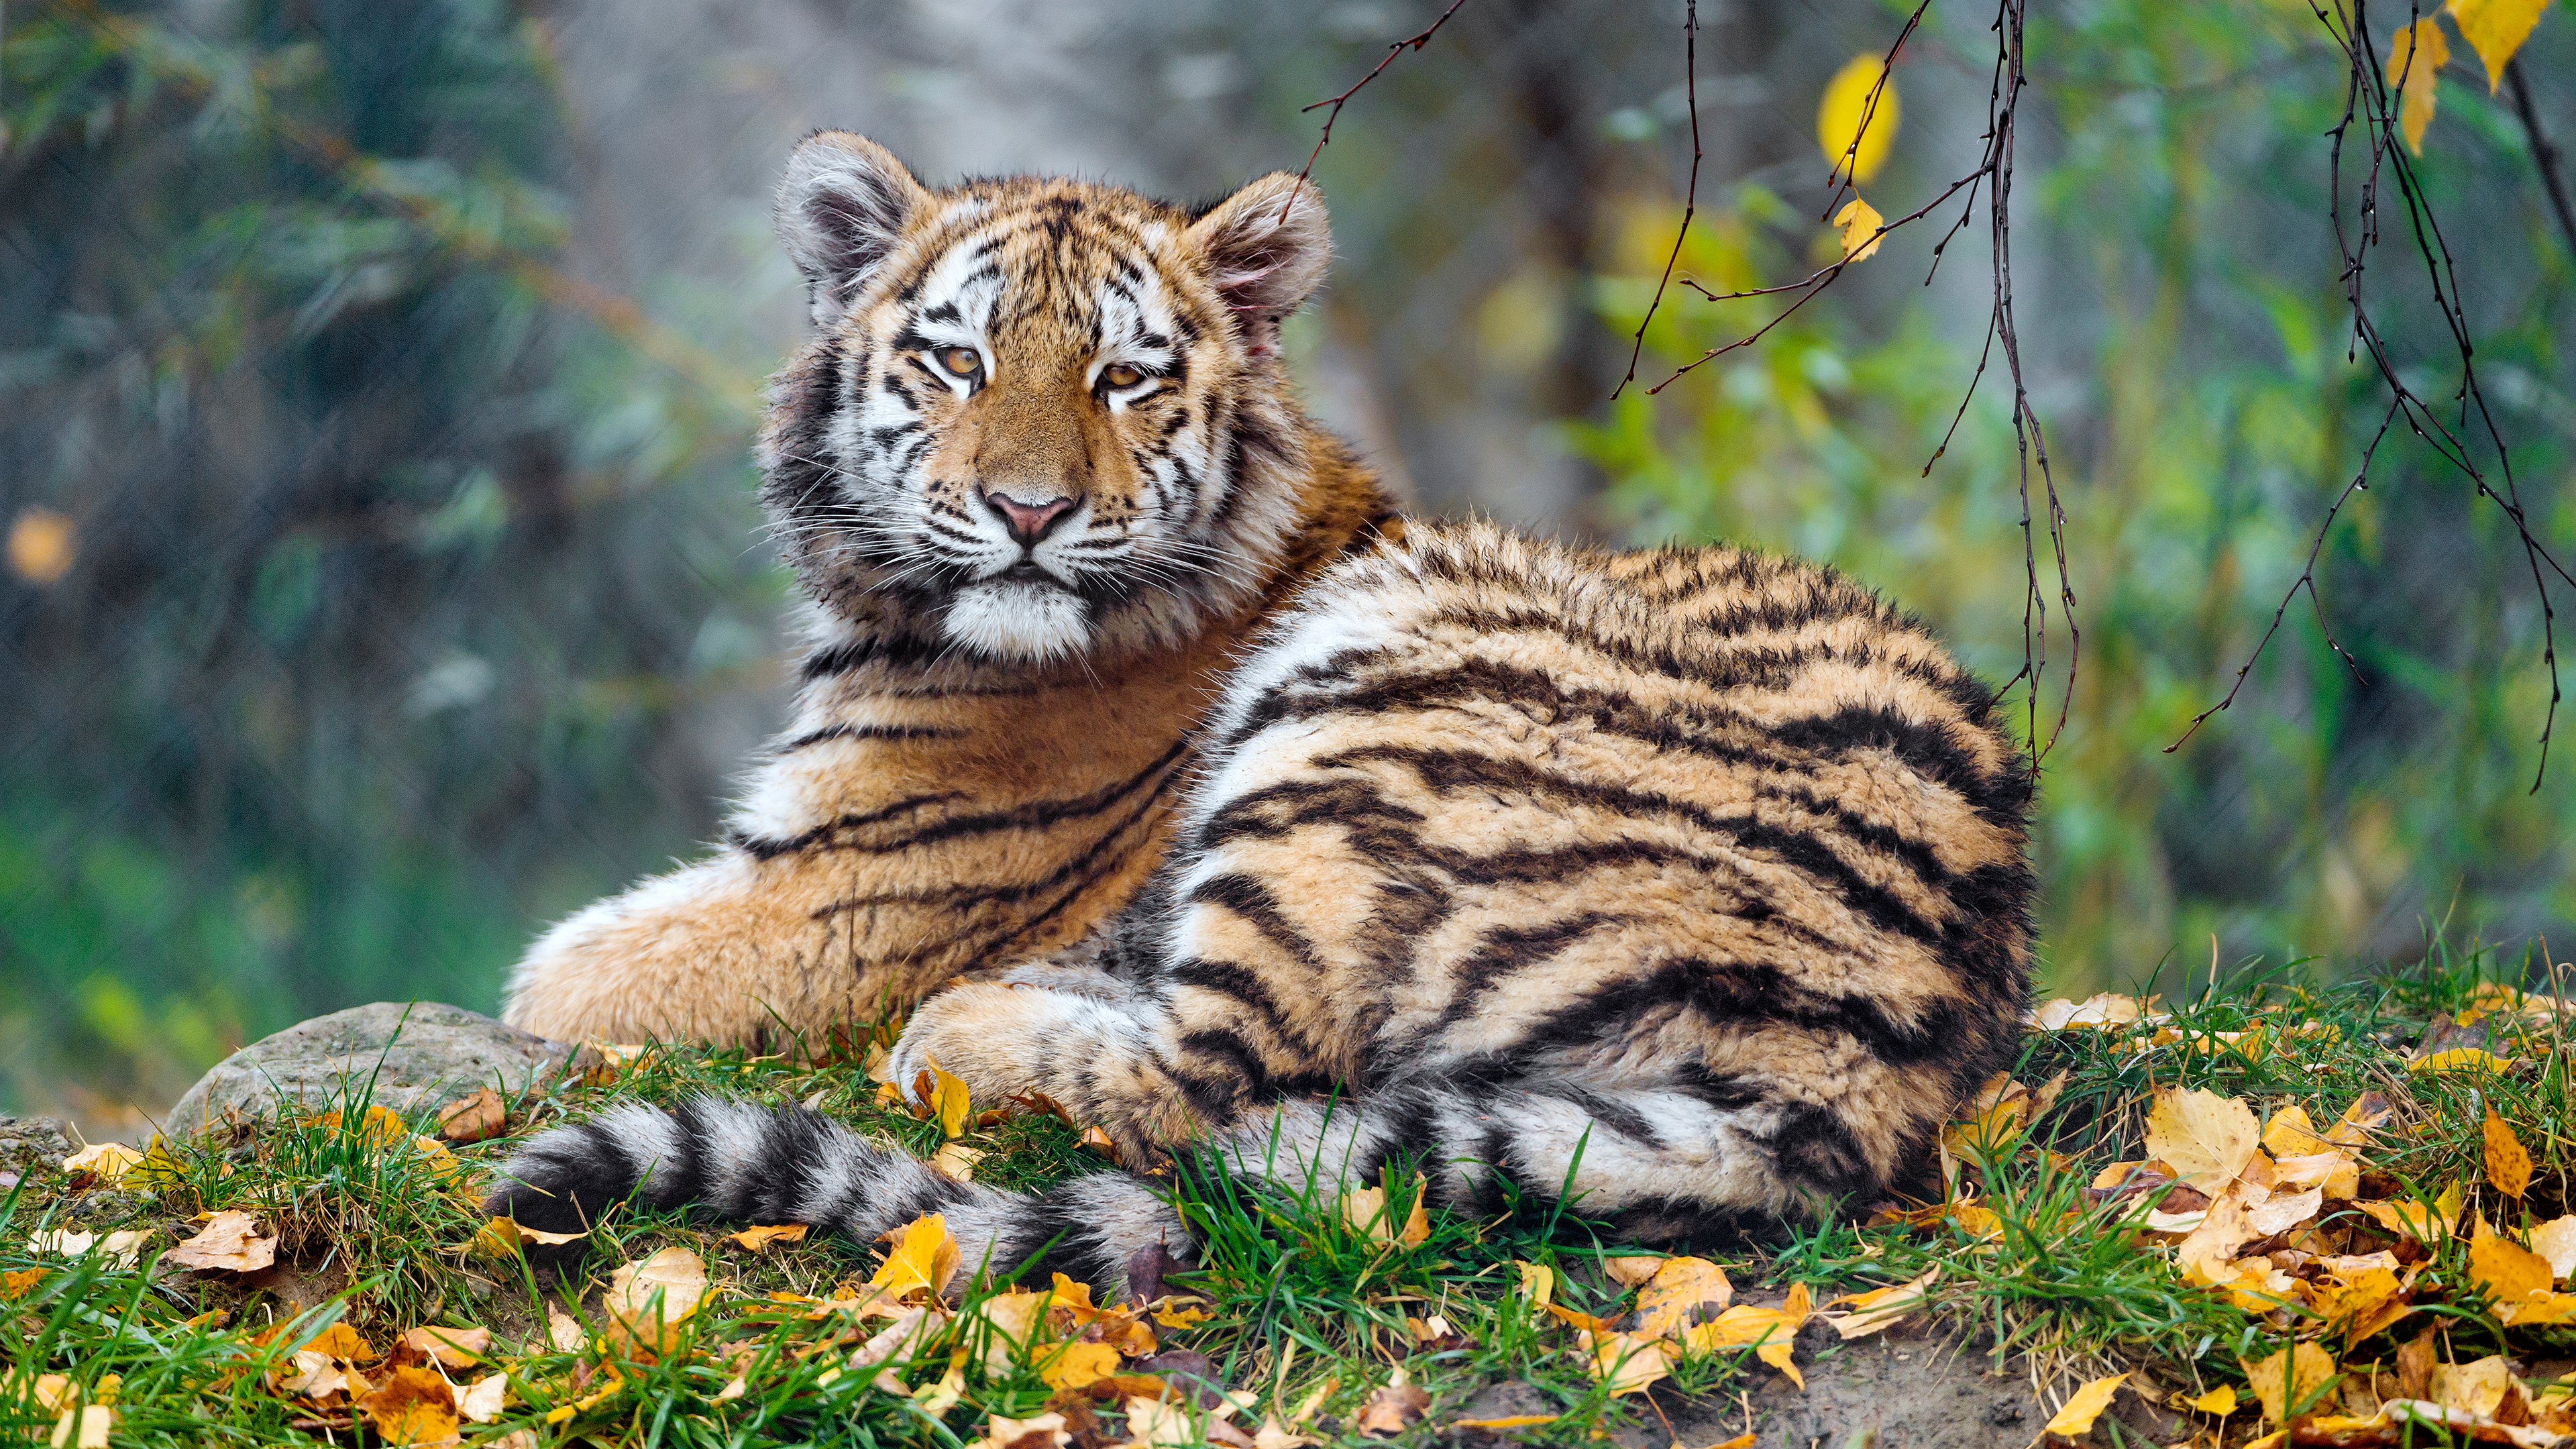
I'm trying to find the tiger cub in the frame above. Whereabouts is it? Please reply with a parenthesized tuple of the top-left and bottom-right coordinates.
(493, 521, 2036, 1279)
(500, 133, 1395, 1046)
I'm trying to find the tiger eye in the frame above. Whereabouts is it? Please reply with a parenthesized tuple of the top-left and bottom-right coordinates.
(936, 347, 981, 376)
(1102, 364, 1144, 389)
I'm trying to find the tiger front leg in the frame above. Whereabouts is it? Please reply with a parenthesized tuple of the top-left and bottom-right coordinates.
(888, 981, 1208, 1158)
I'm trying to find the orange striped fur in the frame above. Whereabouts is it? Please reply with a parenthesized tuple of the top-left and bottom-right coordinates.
(501, 136, 1394, 1046)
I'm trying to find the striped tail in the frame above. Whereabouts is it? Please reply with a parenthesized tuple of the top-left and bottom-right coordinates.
(485, 1073, 1836, 1297)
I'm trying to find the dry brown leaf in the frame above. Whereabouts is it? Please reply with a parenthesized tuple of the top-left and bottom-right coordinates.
(1352, 1381, 1432, 1436)
(433, 1087, 506, 1144)
(602, 1244, 709, 1358)
(1822, 1266, 1939, 1340)
(2241, 1342, 2337, 1426)
(2485, 1109, 2534, 1199)
(2144, 1087, 2262, 1193)
(1633, 1256, 1733, 1338)
(162, 1210, 277, 1274)
(399, 1326, 491, 1368)
(869, 1214, 961, 1302)
(360, 1364, 460, 1446)
(1252, 1417, 1314, 1449)
(2045, 1374, 2129, 1440)
(727, 1224, 811, 1252)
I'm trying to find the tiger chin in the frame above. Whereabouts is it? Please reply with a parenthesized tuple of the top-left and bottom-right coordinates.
(490, 138, 2037, 1286)
(496, 131, 1396, 1050)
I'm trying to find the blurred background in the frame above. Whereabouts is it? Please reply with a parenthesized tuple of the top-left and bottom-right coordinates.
(5, 0, 2572, 1136)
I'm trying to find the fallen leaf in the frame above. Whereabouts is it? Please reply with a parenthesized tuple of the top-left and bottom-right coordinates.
(547, 1308, 584, 1352)
(2031, 992, 2155, 1030)
(2385, 17, 2451, 154)
(1833, 198, 1885, 264)
(2175, 1191, 2260, 1285)
(1679, 1287, 1812, 1388)
(1634, 1256, 1733, 1338)
(434, 1087, 506, 1144)
(62, 1144, 144, 1186)
(1077, 1125, 1120, 1163)
(2191, 1385, 2239, 1416)
(914, 1057, 973, 1138)
(1822, 1266, 1939, 1340)
(2241, 1342, 2337, 1426)
(2408, 1046, 2512, 1075)
(457, 1374, 507, 1425)
(472, 1217, 586, 1258)
(2145, 1087, 2263, 1193)
(2245, 1185, 2325, 1237)
(979, 1411, 1072, 1449)
(2328, 1093, 2394, 1146)
(2432, 1355, 2514, 1418)
(1516, 1260, 1556, 1311)
(1252, 1417, 1313, 1449)
(1817, 52, 1899, 184)
(1036, 1340, 1121, 1391)
(602, 1244, 710, 1358)
(1583, 1329, 1672, 1395)
(727, 1224, 810, 1252)
(2471, 1228, 2553, 1308)
(360, 1364, 460, 1446)
(2530, 1215, 2576, 1280)
(2, 1268, 44, 1300)
(1452, 1415, 1560, 1431)
(48, 1405, 113, 1449)
(400, 1326, 491, 1368)
(1351, 1381, 1432, 1436)
(162, 1210, 278, 1274)
(2447, 0, 2550, 91)
(2045, 1373, 2129, 1439)
(1601, 1255, 1665, 1288)
(2265, 1106, 2334, 1157)
(2485, 1108, 2534, 1198)
(931, 1142, 985, 1181)
(869, 1214, 962, 1302)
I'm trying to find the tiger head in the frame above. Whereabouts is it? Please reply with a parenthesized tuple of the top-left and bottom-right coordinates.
(756, 132, 1336, 663)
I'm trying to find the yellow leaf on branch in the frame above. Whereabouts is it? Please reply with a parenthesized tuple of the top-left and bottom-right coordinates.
(2386, 17, 2451, 155)
(1817, 54, 1900, 184)
(1833, 199, 1885, 264)
(2447, 0, 2550, 91)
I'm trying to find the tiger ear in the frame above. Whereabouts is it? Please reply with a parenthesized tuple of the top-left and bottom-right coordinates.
(776, 131, 933, 327)
(1185, 172, 1332, 358)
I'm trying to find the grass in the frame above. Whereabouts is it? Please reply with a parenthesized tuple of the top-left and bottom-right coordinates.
(8, 935, 2576, 1446)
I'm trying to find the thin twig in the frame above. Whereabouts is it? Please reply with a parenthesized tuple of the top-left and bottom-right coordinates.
(1611, 0, 1699, 402)
(1277, 0, 1473, 226)
(2504, 57, 2576, 262)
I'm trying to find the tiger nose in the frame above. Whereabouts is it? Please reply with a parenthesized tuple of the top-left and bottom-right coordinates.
(986, 492, 1076, 547)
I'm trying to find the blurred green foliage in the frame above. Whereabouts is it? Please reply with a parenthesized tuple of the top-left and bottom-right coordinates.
(1581, 1, 2575, 988)
(0, 0, 786, 1123)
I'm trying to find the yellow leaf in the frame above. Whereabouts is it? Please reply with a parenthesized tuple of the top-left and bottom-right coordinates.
(2175, 1191, 2259, 1286)
(61, 1143, 144, 1186)
(2263, 1106, 2332, 1158)
(456, 1375, 508, 1425)
(2239, 1342, 2337, 1426)
(2045, 1374, 2129, 1439)
(930, 1142, 984, 1181)
(399, 1326, 492, 1368)
(869, 1214, 962, 1302)
(2484, 1108, 2534, 1197)
(1634, 1256, 1733, 1339)
(2447, 0, 2549, 91)
(2191, 1385, 2239, 1416)
(2144, 1087, 2262, 1193)
(2529, 1214, 2576, 1279)
(602, 1244, 709, 1358)
(47, 1405, 113, 1449)
(1833, 199, 1885, 264)
(2309, 1265, 2412, 1343)
(2471, 1228, 2553, 1307)
(1515, 1260, 1556, 1308)
(2386, 17, 2451, 155)
(162, 1210, 278, 1274)
(727, 1224, 811, 1252)
(1821, 1266, 1939, 1340)
(470, 1218, 586, 1258)
(1035, 1340, 1121, 1391)
(7, 507, 76, 586)
(1582, 1330, 1670, 1396)
(2353, 1197, 2451, 1243)
(1452, 1416, 1560, 1432)
(1, 1269, 44, 1301)
(360, 1364, 461, 1447)
(2500, 1290, 2576, 1326)
(2432, 1355, 2514, 1418)
(918, 1057, 973, 1139)
(1817, 54, 1900, 184)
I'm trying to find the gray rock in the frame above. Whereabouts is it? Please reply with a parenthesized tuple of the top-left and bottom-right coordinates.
(163, 1002, 573, 1140)
(0, 1115, 78, 1181)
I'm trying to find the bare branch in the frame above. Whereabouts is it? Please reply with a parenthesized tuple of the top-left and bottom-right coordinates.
(1612, 0, 1699, 402)
(1278, 0, 1474, 226)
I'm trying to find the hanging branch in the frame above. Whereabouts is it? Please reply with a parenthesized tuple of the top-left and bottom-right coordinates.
(2168, 0, 2572, 790)
(2504, 57, 2576, 262)
(1277, 0, 1474, 225)
(1641, 0, 2078, 765)
(1611, 0, 1701, 401)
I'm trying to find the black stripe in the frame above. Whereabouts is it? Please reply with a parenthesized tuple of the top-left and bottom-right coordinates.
(781, 722, 967, 752)
(728, 790, 965, 862)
